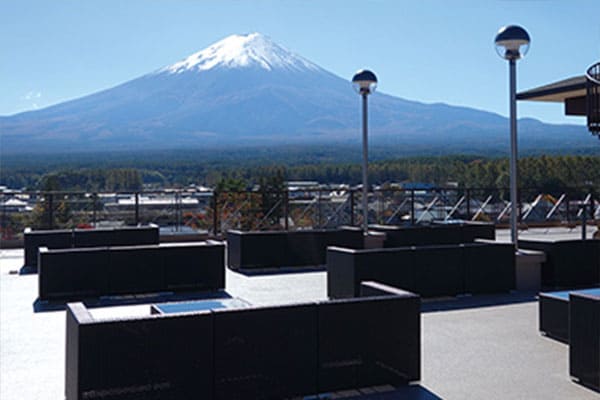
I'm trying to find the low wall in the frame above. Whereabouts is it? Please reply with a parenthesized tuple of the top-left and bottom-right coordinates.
(569, 292, 600, 391)
(38, 241, 224, 301)
(519, 239, 600, 288)
(539, 293, 570, 343)
(24, 228, 72, 272)
(66, 303, 214, 400)
(327, 242, 515, 299)
(65, 282, 420, 400)
(369, 222, 495, 248)
(23, 225, 160, 272)
(227, 227, 363, 270)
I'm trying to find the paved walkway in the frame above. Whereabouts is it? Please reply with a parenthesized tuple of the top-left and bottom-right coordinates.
(496, 225, 597, 242)
(1, 228, 598, 399)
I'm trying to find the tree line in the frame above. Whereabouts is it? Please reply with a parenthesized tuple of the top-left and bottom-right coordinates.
(37, 169, 144, 192)
(1, 155, 599, 193)
(218, 155, 600, 193)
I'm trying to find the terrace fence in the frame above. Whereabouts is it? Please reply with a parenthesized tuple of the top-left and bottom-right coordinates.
(1, 187, 597, 241)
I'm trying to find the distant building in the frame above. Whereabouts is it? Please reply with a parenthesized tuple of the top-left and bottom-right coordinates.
(0, 198, 32, 213)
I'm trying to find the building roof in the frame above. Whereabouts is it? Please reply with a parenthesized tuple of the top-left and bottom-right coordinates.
(516, 75, 587, 102)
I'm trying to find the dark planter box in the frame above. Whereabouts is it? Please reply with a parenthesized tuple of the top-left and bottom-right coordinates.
(38, 241, 225, 301)
(227, 231, 288, 270)
(569, 292, 600, 391)
(39, 247, 111, 300)
(370, 222, 495, 248)
(23, 228, 73, 272)
(107, 246, 165, 295)
(65, 282, 420, 400)
(164, 243, 225, 292)
(318, 283, 420, 391)
(214, 303, 319, 399)
(66, 303, 214, 400)
(413, 245, 464, 297)
(369, 225, 432, 247)
(448, 221, 496, 243)
(326, 247, 416, 299)
(464, 242, 515, 294)
(327, 242, 515, 299)
(23, 225, 159, 272)
(519, 239, 600, 288)
(539, 291, 570, 343)
(227, 227, 363, 270)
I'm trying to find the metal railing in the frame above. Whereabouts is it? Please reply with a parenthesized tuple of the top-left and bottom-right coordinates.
(0, 187, 597, 240)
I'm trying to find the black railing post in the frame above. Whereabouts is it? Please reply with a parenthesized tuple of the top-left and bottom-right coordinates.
(175, 191, 181, 232)
(350, 189, 355, 226)
(92, 193, 97, 227)
(566, 192, 571, 223)
(517, 189, 522, 226)
(581, 202, 587, 240)
(378, 190, 383, 225)
(591, 191, 596, 223)
(284, 190, 289, 231)
(410, 190, 415, 225)
(1, 195, 6, 239)
(212, 191, 218, 237)
(317, 189, 322, 229)
(134, 192, 140, 225)
(47, 193, 54, 230)
(466, 188, 471, 220)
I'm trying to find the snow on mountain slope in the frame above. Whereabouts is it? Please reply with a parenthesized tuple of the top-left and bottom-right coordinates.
(161, 33, 321, 73)
(0, 32, 593, 153)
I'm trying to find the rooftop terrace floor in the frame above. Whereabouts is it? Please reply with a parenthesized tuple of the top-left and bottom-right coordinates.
(1, 227, 598, 399)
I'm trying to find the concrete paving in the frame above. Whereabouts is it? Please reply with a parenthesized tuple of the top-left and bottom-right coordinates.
(1, 227, 599, 399)
(496, 225, 597, 242)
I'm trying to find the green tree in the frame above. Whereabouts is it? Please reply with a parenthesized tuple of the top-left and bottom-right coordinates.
(258, 169, 286, 229)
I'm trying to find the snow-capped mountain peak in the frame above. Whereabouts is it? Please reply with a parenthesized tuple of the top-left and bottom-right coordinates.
(162, 32, 321, 73)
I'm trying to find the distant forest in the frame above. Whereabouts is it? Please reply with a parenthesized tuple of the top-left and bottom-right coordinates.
(2, 152, 599, 193)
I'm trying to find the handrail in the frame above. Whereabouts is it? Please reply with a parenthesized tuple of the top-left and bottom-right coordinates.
(0, 186, 596, 239)
(522, 194, 542, 221)
(545, 193, 566, 220)
(445, 195, 465, 221)
(416, 196, 439, 224)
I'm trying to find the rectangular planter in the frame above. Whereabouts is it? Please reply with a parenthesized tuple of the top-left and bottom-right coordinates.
(569, 292, 600, 391)
(38, 241, 225, 301)
(65, 282, 421, 400)
(227, 227, 363, 270)
(369, 222, 495, 248)
(23, 225, 159, 272)
(539, 291, 570, 343)
(519, 239, 600, 289)
(327, 243, 515, 299)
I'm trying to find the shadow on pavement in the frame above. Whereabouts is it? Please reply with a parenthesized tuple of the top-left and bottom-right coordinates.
(422, 291, 537, 313)
(323, 384, 444, 399)
(230, 265, 325, 276)
(33, 289, 232, 312)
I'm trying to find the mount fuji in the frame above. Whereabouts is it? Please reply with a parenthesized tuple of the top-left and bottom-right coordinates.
(0, 33, 594, 154)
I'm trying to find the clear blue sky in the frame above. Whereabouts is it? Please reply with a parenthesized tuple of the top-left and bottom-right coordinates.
(1, 0, 599, 125)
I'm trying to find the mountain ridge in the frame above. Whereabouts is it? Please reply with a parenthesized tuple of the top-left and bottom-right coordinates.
(1, 33, 596, 154)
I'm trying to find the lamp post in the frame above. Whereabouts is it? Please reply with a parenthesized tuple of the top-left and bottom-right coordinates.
(352, 69, 377, 233)
(495, 25, 530, 250)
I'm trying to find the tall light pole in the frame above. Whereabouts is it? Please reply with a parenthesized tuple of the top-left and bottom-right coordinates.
(352, 69, 377, 233)
(495, 25, 530, 250)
